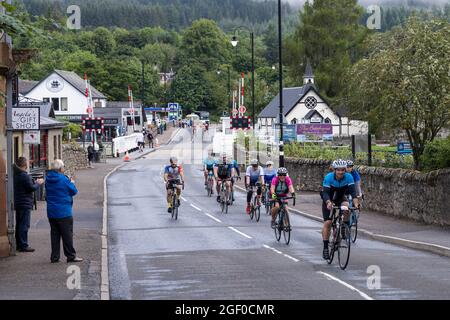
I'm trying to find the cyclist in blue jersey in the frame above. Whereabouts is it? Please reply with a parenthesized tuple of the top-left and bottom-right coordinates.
(203, 153, 217, 187)
(321, 159, 359, 260)
(263, 161, 277, 185)
(230, 158, 241, 202)
(245, 159, 264, 215)
(346, 160, 362, 198)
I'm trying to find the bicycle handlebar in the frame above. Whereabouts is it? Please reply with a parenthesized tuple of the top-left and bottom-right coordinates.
(270, 196, 296, 206)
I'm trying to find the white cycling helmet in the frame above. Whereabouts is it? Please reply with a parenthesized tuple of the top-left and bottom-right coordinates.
(250, 159, 258, 165)
(266, 160, 274, 166)
(347, 160, 354, 167)
(332, 159, 347, 169)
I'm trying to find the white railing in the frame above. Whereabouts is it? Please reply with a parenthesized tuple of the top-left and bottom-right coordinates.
(112, 133, 140, 157)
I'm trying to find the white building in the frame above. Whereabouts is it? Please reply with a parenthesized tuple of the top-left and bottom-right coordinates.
(20, 70, 107, 123)
(258, 61, 368, 138)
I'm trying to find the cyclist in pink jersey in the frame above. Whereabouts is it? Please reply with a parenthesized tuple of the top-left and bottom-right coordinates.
(270, 167, 296, 228)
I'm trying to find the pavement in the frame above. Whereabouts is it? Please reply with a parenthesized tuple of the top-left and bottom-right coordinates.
(0, 126, 179, 300)
(106, 128, 450, 300)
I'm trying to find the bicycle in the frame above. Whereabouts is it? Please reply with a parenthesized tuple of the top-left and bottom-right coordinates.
(206, 170, 214, 197)
(262, 183, 273, 215)
(168, 179, 184, 220)
(271, 196, 295, 245)
(348, 195, 362, 243)
(218, 179, 231, 214)
(326, 203, 355, 270)
(248, 183, 262, 222)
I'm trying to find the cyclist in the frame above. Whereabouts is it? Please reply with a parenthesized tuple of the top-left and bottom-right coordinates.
(263, 161, 277, 203)
(230, 157, 241, 202)
(270, 167, 296, 228)
(164, 156, 185, 213)
(203, 153, 217, 189)
(245, 159, 264, 215)
(346, 160, 362, 198)
(321, 159, 359, 260)
(214, 153, 235, 204)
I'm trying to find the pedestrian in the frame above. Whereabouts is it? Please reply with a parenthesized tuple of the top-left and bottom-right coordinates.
(87, 144, 94, 168)
(147, 130, 154, 148)
(45, 159, 83, 263)
(136, 132, 145, 152)
(13, 157, 44, 252)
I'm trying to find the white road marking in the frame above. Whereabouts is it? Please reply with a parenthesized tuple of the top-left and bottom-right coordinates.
(205, 213, 222, 223)
(317, 271, 374, 301)
(263, 244, 299, 262)
(263, 244, 283, 255)
(180, 196, 187, 202)
(190, 204, 202, 211)
(228, 227, 252, 239)
(283, 254, 299, 262)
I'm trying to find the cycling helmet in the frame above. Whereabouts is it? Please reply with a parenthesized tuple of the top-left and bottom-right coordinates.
(250, 159, 258, 165)
(277, 167, 288, 176)
(266, 160, 274, 166)
(347, 160, 354, 167)
(170, 156, 178, 163)
(332, 159, 347, 169)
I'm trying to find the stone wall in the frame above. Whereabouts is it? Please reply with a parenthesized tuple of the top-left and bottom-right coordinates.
(62, 144, 88, 177)
(285, 157, 450, 227)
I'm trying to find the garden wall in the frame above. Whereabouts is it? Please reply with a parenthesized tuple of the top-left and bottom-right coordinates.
(285, 158, 450, 226)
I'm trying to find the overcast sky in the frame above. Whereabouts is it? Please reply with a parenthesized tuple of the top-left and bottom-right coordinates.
(282, 0, 449, 8)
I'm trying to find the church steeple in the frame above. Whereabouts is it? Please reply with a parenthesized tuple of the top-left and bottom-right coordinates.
(303, 59, 315, 85)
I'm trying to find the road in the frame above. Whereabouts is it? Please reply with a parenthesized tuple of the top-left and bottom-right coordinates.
(107, 128, 450, 300)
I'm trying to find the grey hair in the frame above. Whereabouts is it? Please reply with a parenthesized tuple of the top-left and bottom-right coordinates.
(51, 159, 65, 171)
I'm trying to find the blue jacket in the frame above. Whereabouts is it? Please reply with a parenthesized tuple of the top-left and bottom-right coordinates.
(45, 171, 78, 219)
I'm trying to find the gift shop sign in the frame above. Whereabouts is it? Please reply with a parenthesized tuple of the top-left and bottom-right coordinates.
(12, 107, 40, 130)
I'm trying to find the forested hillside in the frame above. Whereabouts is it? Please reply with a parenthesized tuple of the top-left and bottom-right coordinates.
(18, 0, 293, 31)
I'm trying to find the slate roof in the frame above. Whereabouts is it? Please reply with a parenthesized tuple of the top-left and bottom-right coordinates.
(304, 60, 314, 78)
(40, 116, 66, 129)
(19, 80, 38, 95)
(258, 83, 317, 118)
(54, 70, 107, 99)
(95, 101, 147, 122)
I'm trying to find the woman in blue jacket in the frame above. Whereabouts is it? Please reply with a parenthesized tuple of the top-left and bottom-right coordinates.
(45, 159, 83, 263)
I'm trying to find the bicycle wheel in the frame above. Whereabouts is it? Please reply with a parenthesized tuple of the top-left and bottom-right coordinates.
(327, 223, 337, 264)
(282, 212, 291, 245)
(255, 205, 261, 222)
(225, 193, 229, 214)
(274, 212, 282, 242)
(171, 192, 177, 220)
(220, 192, 225, 214)
(350, 211, 359, 243)
(338, 223, 351, 270)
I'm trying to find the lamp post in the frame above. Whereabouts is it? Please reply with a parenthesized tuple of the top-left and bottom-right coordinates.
(217, 66, 232, 114)
(277, 0, 285, 168)
(231, 28, 255, 129)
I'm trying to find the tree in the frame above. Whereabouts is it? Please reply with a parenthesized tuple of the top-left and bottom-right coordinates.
(285, 0, 367, 102)
(343, 17, 450, 170)
(92, 27, 116, 57)
(169, 64, 207, 113)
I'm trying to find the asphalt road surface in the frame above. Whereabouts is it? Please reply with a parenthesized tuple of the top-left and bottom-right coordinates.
(107, 128, 450, 300)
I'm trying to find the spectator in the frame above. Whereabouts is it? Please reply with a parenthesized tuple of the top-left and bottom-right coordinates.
(45, 159, 83, 263)
(136, 132, 145, 152)
(87, 144, 95, 168)
(13, 157, 44, 252)
(147, 130, 154, 148)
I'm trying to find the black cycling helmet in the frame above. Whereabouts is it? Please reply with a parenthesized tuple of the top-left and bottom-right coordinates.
(277, 167, 288, 176)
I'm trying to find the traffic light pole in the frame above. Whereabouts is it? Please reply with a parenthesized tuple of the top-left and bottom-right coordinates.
(278, 0, 284, 168)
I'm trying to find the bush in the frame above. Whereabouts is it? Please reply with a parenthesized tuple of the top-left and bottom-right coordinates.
(421, 137, 450, 171)
(63, 123, 83, 142)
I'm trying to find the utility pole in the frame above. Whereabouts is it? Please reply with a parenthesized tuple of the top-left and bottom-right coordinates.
(141, 61, 145, 128)
(6, 70, 16, 255)
(278, 0, 285, 168)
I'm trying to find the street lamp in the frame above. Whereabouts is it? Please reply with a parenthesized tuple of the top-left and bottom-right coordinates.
(277, 0, 285, 167)
(230, 27, 255, 130)
(217, 66, 232, 115)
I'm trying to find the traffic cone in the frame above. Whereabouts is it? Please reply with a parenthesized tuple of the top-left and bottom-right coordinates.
(123, 151, 130, 162)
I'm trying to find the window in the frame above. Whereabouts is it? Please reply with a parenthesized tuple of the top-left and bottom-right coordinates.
(305, 96, 318, 109)
(52, 98, 60, 111)
(311, 116, 322, 123)
(291, 118, 298, 124)
(60, 97, 68, 111)
(325, 118, 331, 124)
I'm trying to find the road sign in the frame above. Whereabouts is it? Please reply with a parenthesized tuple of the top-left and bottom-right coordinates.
(168, 102, 179, 111)
(86, 107, 93, 114)
(232, 109, 238, 116)
(83, 117, 104, 133)
(12, 107, 40, 130)
(230, 116, 251, 130)
(239, 106, 246, 114)
(397, 142, 413, 154)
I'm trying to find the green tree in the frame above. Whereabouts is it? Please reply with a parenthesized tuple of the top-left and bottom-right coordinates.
(92, 27, 116, 57)
(343, 17, 450, 170)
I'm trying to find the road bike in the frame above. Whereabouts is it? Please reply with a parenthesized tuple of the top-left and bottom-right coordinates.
(168, 179, 184, 220)
(348, 195, 362, 243)
(327, 203, 356, 270)
(271, 196, 295, 245)
(218, 179, 232, 214)
(206, 170, 214, 197)
(262, 183, 273, 215)
(248, 183, 262, 222)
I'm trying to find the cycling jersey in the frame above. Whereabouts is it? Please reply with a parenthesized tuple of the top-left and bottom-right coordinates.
(164, 165, 183, 181)
(350, 169, 361, 183)
(215, 162, 233, 179)
(246, 166, 264, 185)
(203, 158, 216, 171)
(263, 167, 277, 184)
(232, 159, 240, 176)
(321, 172, 356, 203)
(271, 176, 293, 197)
